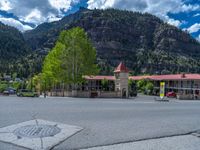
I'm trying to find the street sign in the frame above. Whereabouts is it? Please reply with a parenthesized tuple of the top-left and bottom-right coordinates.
(160, 82, 165, 99)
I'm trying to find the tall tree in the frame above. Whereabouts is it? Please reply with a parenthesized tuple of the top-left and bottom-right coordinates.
(42, 42, 64, 90)
(42, 27, 98, 90)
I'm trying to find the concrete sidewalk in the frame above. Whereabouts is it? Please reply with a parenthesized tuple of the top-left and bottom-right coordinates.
(83, 134, 200, 150)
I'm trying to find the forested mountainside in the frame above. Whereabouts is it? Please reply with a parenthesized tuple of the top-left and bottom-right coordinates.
(1, 8, 200, 77)
(24, 8, 200, 75)
(0, 22, 31, 76)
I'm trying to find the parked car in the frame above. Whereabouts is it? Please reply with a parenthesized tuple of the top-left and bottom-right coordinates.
(6, 87, 16, 95)
(166, 91, 176, 98)
(17, 89, 39, 97)
(2, 90, 9, 96)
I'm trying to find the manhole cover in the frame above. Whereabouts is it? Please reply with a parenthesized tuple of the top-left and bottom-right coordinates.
(13, 124, 61, 138)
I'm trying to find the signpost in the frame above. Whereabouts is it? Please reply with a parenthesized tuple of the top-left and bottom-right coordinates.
(160, 82, 165, 99)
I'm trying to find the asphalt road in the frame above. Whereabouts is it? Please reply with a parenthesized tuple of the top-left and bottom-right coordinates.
(0, 95, 200, 150)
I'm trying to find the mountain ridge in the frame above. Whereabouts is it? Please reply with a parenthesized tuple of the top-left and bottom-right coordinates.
(23, 8, 200, 75)
(1, 8, 200, 77)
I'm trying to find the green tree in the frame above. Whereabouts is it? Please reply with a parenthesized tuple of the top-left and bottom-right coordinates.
(0, 83, 7, 93)
(137, 79, 154, 95)
(42, 42, 64, 90)
(26, 74, 42, 92)
(145, 82, 154, 95)
(137, 79, 147, 93)
(42, 27, 99, 90)
(101, 79, 109, 91)
(12, 73, 17, 80)
(12, 81, 21, 90)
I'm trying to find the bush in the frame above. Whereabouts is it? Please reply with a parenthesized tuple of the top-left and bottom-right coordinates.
(145, 82, 154, 95)
(12, 81, 21, 90)
(137, 79, 146, 93)
(102, 79, 109, 91)
(0, 83, 8, 93)
(137, 79, 154, 95)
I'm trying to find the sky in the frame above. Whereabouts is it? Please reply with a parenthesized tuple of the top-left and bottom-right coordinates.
(0, 0, 200, 40)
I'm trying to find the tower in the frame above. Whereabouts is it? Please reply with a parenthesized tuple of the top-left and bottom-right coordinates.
(114, 62, 129, 98)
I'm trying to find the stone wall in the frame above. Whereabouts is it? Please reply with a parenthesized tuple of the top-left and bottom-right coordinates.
(47, 90, 122, 98)
(75, 91, 90, 98)
(98, 91, 121, 98)
(48, 91, 72, 97)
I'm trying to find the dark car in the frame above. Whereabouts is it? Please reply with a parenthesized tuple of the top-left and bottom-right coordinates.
(6, 87, 16, 94)
(166, 91, 176, 98)
(2, 87, 16, 96)
(17, 89, 39, 97)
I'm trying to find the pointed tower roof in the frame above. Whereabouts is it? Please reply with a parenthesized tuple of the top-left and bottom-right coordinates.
(114, 62, 129, 73)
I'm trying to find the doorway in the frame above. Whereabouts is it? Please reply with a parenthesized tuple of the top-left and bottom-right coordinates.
(122, 88, 127, 98)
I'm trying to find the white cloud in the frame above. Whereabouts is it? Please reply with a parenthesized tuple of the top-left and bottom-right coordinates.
(88, 0, 200, 14)
(88, 0, 116, 9)
(0, 0, 80, 30)
(48, 0, 71, 12)
(197, 35, 200, 42)
(0, 0, 12, 11)
(187, 23, 200, 33)
(0, 17, 33, 31)
(167, 18, 182, 27)
(176, 3, 200, 13)
(23, 8, 45, 25)
(87, 0, 200, 27)
(0, 0, 199, 31)
(88, 0, 147, 11)
(193, 13, 200, 17)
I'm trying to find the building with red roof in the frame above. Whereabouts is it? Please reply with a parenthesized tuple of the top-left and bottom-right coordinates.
(82, 62, 130, 98)
(129, 74, 200, 81)
(49, 62, 200, 99)
(83, 62, 200, 99)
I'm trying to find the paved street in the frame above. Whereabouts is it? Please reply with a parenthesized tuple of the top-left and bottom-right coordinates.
(0, 95, 200, 150)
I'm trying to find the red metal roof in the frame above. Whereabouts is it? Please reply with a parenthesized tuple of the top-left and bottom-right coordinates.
(84, 75, 115, 80)
(114, 62, 129, 73)
(84, 74, 200, 81)
(129, 74, 200, 81)
(129, 75, 151, 80)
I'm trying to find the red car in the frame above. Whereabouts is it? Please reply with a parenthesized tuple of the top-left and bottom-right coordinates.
(166, 91, 176, 98)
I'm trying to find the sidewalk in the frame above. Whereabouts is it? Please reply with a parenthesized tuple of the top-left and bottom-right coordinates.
(83, 134, 200, 150)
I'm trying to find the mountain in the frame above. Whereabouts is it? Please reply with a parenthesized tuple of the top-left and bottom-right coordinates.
(1, 8, 200, 77)
(0, 22, 30, 75)
(23, 8, 200, 75)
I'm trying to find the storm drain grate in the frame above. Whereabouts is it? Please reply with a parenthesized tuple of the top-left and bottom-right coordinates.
(13, 124, 61, 138)
(0, 119, 83, 150)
